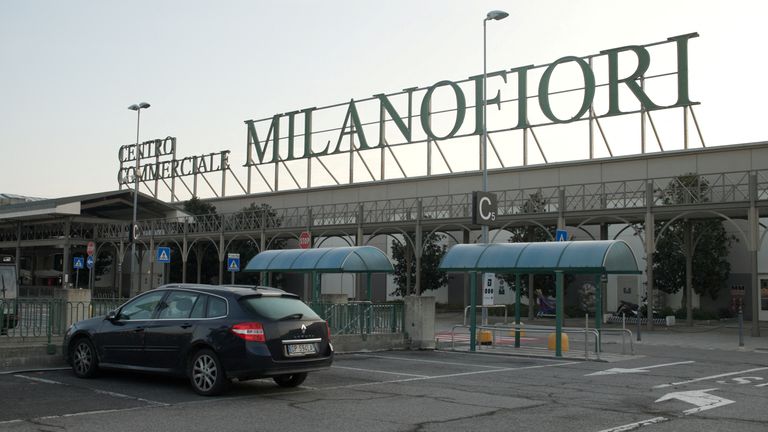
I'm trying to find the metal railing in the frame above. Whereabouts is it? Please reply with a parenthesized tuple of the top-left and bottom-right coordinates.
(2, 169, 768, 244)
(463, 305, 508, 325)
(447, 322, 634, 360)
(1, 299, 64, 339)
(0, 298, 127, 340)
(311, 302, 404, 336)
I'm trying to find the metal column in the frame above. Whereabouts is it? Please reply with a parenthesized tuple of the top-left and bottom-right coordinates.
(749, 173, 760, 336)
(514, 273, 521, 348)
(645, 181, 655, 331)
(469, 272, 477, 352)
(555, 270, 564, 357)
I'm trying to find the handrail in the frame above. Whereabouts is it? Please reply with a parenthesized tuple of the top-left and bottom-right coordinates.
(463, 305, 508, 325)
(598, 328, 635, 355)
(449, 323, 606, 361)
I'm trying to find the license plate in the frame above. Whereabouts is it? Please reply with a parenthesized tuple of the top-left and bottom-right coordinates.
(286, 343, 316, 356)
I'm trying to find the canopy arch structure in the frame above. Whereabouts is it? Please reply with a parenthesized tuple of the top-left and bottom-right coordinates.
(244, 246, 394, 302)
(439, 240, 640, 356)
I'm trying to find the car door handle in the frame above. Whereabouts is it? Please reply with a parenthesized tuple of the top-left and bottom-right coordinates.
(180, 323, 193, 329)
(133, 327, 145, 333)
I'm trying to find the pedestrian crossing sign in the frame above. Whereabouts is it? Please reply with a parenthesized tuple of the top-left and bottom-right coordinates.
(157, 247, 171, 263)
(227, 254, 240, 272)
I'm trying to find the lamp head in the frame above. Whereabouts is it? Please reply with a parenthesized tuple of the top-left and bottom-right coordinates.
(128, 102, 151, 111)
(486, 10, 509, 21)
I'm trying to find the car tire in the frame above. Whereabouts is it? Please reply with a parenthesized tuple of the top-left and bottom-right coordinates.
(189, 349, 228, 396)
(72, 338, 99, 378)
(273, 372, 308, 388)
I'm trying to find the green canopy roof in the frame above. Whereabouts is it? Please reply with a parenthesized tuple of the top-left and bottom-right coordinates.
(243, 246, 394, 274)
(438, 240, 640, 274)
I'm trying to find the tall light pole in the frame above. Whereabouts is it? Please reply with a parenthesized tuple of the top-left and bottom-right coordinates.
(477, 10, 508, 338)
(482, 10, 509, 245)
(127, 102, 150, 295)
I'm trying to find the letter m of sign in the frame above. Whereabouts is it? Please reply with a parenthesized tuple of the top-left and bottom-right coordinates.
(245, 115, 281, 165)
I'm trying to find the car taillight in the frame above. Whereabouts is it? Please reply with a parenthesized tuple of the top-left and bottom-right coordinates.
(231, 322, 265, 342)
(325, 321, 331, 340)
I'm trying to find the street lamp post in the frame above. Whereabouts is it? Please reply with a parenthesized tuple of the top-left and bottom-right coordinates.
(478, 11, 508, 333)
(127, 102, 150, 295)
(481, 10, 509, 245)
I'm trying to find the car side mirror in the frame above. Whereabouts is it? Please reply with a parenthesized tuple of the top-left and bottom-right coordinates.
(106, 310, 118, 321)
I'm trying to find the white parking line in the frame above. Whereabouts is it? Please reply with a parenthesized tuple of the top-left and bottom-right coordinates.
(321, 360, 581, 391)
(353, 353, 507, 369)
(332, 365, 429, 378)
(13, 374, 63, 385)
(596, 416, 668, 432)
(654, 366, 768, 389)
(92, 389, 168, 407)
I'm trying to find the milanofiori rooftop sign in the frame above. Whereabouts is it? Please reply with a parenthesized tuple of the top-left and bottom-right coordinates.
(245, 33, 698, 182)
(119, 33, 703, 200)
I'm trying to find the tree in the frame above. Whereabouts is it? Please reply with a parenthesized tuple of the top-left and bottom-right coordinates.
(183, 196, 217, 217)
(391, 232, 448, 297)
(652, 174, 735, 304)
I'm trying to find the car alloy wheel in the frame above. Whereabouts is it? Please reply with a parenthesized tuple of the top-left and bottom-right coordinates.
(72, 339, 98, 378)
(190, 349, 227, 396)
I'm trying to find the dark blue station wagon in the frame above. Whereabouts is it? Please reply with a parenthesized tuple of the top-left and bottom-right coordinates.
(64, 284, 333, 395)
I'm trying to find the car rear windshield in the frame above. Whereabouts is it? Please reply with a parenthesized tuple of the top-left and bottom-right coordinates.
(238, 296, 321, 321)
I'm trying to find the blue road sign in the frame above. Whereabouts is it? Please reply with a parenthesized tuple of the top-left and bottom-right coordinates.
(227, 254, 240, 272)
(157, 247, 171, 263)
(86, 255, 95, 270)
(555, 229, 568, 242)
(73, 256, 85, 270)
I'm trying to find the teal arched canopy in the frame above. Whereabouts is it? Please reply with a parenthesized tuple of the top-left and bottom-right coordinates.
(244, 246, 394, 274)
(438, 240, 640, 274)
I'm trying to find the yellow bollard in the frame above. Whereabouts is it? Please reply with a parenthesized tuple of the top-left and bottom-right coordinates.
(547, 332, 569, 352)
(477, 330, 493, 345)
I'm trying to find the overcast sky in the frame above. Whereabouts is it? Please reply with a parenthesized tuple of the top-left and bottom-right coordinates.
(1, 1, 766, 199)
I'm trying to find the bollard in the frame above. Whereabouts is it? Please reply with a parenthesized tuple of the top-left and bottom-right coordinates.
(738, 305, 744, 348)
(585, 313, 589, 359)
(622, 313, 626, 353)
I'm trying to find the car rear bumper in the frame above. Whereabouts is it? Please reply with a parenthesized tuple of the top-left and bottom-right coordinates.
(223, 341, 334, 380)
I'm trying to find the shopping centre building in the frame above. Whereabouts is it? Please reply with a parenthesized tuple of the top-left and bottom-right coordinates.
(2, 32, 766, 327)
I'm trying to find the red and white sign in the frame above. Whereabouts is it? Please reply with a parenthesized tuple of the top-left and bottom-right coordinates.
(299, 231, 312, 249)
(87, 241, 96, 256)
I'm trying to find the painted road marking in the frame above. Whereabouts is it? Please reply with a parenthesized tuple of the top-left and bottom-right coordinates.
(318, 361, 582, 392)
(586, 361, 695, 376)
(92, 389, 168, 407)
(716, 376, 763, 385)
(655, 388, 734, 415)
(354, 353, 507, 369)
(332, 365, 429, 378)
(14, 374, 64, 385)
(596, 416, 668, 432)
(654, 366, 768, 389)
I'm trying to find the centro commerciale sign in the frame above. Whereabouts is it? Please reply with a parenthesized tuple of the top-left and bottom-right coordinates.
(245, 33, 697, 166)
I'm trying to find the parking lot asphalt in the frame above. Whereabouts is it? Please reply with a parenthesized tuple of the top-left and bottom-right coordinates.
(2, 345, 768, 432)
